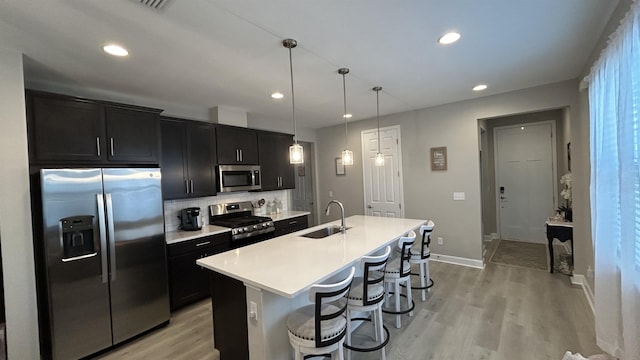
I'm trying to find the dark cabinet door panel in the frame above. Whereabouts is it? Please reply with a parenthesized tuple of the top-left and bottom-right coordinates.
(186, 124, 217, 197)
(258, 132, 295, 190)
(29, 95, 105, 162)
(215, 126, 238, 164)
(236, 128, 258, 164)
(215, 126, 258, 164)
(105, 106, 159, 163)
(160, 117, 217, 199)
(160, 120, 188, 199)
(168, 250, 211, 311)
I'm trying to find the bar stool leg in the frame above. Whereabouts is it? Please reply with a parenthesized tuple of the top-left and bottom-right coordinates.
(406, 277, 414, 317)
(418, 262, 427, 301)
(394, 281, 401, 328)
(426, 261, 432, 294)
(345, 308, 352, 360)
(377, 305, 386, 360)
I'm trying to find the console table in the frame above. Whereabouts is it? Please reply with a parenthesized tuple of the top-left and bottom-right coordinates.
(546, 220, 573, 273)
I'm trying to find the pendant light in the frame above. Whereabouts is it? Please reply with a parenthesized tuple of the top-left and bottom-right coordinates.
(373, 86, 384, 166)
(283, 38, 304, 164)
(338, 68, 353, 166)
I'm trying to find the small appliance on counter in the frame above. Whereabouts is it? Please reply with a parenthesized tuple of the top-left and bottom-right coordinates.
(178, 207, 202, 231)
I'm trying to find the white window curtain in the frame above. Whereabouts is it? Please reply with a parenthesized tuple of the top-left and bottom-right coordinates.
(588, 1, 640, 359)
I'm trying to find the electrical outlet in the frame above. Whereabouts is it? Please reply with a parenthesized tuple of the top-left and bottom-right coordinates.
(249, 301, 258, 320)
(587, 266, 594, 279)
(453, 192, 465, 200)
(437, 237, 443, 245)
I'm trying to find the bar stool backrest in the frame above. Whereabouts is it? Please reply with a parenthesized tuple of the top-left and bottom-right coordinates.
(417, 220, 435, 259)
(397, 230, 416, 277)
(359, 246, 391, 306)
(307, 266, 356, 348)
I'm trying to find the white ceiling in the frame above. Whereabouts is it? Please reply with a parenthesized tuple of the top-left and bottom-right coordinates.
(0, 0, 618, 129)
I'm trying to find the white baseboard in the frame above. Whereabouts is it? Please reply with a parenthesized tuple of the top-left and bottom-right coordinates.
(570, 274, 594, 314)
(430, 253, 485, 269)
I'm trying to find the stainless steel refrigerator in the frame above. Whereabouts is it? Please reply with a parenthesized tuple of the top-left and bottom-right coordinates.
(39, 168, 169, 360)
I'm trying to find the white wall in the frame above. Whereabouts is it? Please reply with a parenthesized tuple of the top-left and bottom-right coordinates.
(0, 47, 40, 358)
(316, 80, 579, 262)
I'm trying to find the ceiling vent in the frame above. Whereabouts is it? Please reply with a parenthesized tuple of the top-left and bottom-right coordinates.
(131, 0, 172, 10)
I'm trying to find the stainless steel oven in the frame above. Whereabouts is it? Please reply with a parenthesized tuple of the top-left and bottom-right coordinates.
(217, 165, 261, 192)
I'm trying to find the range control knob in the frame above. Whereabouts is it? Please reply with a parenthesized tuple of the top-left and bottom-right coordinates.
(237, 228, 243, 233)
(243, 227, 249, 232)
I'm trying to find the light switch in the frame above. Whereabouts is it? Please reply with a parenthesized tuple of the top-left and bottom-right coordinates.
(453, 192, 465, 201)
(329, 191, 333, 198)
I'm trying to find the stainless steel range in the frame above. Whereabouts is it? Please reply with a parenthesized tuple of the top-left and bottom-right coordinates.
(209, 201, 274, 244)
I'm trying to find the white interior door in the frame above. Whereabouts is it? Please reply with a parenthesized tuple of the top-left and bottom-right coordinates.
(292, 141, 316, 226)
(495, 122, 556, 243)
(362, 126, 404, 217)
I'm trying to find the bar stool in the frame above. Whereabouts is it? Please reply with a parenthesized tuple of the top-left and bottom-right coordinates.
(409, 221, 435, 301)
(344, 246, 391, 360)
(287, 267, 355, 360)
(381, 231, 416, 329)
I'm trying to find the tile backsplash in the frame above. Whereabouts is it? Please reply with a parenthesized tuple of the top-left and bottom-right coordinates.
(164, 190, 291, 232)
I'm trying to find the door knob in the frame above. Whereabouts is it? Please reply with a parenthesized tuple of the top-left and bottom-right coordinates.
(367, 205, 373, 209)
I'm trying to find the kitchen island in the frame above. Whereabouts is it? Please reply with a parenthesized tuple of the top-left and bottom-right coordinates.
(197, 215, 426, 360)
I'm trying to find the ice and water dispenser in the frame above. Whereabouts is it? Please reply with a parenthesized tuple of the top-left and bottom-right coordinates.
(60, 216, 97, 261)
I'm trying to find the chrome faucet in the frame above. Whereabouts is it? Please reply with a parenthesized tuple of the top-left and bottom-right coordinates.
(325, 200, 346, 232)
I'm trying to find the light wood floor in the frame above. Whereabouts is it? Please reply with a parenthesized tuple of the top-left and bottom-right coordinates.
(96, 255, 600, 360)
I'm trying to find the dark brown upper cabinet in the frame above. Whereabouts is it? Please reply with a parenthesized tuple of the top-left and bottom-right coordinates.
(215, 126, 258, 164)
(26, 90, 161, 165)
(160, 117, 217, 200)
(258, 132, 295, 190)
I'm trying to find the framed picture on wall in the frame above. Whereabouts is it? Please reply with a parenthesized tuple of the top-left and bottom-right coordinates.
(430, 146, 447, 171)
(335, 157, 346, 176)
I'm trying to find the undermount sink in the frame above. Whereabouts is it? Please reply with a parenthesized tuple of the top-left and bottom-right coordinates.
(300, 225, 351, 239)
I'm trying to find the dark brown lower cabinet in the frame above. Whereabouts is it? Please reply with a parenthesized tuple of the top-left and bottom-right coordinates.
(167, 233, 231, 311)
(273, 215, 308, 237)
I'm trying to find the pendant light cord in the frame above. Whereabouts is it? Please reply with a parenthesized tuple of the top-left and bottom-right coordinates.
(376, 88, 381, 152)
(342, 72, 348, 149)
(288, 46, 297, 144)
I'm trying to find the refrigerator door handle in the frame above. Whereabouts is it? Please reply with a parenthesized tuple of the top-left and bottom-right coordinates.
(62, 253, 98, 263)
(97, 193, 108, 284)
(105, 193, 117, 282)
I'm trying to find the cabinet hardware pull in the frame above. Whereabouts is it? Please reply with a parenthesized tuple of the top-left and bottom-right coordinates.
(196, 241, 211, 247)
(190, 179, 194, 194)
(289, 220, 298, 225)
(185, 180, 189, 194)
(96, 137, 101, 157)
(110, 137, 114, 156)
(236, 149, 239, 162)
(240, 149, 243, 162)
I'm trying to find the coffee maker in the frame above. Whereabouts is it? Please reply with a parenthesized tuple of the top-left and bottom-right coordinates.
(178, 207, 202, 231)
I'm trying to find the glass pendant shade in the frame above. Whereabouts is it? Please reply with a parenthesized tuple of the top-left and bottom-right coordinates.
(289, 143, 304, 164)
(375, 152, 385, 166)
(342, 149, 354, 165)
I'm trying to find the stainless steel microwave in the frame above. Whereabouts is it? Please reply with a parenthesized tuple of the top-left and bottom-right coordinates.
(218, 165, 261, 192)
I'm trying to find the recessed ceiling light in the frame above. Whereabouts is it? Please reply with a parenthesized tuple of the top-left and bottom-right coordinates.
(438, 32, 461, 45)
(271, 92, 284, 99)
(343, 113, 352, 119)
(472, 84, 488, 91)
(521, 126, 525, 130)
(103, 44, 129, 57)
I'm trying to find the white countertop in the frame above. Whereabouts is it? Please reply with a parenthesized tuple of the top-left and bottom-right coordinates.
(197, 215, 425, 298)
(165, 211, 310, 245)
(165, 225, 231, 245)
